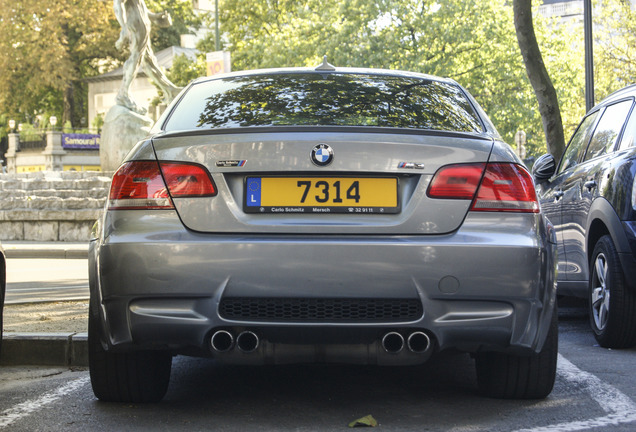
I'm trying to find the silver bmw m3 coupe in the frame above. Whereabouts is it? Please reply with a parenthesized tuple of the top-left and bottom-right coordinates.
(88, 63, 558, 402)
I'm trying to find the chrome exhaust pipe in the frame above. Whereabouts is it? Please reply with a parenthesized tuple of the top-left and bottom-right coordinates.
(407, 331, 431, 354)
(381, 332, 404, 353)
(236, 331, 259, 353)
(210, 330, 234, 352)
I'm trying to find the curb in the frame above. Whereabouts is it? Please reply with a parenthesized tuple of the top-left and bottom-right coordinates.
(3, 243, 89, 259)
(2, 244, 90, 366)
(1, 333, 88, 367)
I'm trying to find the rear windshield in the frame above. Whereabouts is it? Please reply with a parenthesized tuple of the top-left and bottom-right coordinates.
(163, 73, 484, 133)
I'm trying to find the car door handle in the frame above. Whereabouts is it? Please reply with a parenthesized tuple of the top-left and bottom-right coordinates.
(584, 180, 597, 190)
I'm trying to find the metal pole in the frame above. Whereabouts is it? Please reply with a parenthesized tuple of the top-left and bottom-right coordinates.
(584, 0, 594, 111)
(215, 0, 220, 51)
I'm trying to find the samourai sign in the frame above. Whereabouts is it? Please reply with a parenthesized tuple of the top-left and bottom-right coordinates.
(62, 133, 100, 150)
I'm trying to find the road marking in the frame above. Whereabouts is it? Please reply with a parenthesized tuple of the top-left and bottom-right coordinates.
(0, 355, 633, 430)
(0, 376, 89, 429)
(515, 354, 636, 432)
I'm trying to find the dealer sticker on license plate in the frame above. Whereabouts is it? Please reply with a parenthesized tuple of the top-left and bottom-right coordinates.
(244, 177, 399, 214)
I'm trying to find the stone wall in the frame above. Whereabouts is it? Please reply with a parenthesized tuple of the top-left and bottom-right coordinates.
(0, 171, 112, 241)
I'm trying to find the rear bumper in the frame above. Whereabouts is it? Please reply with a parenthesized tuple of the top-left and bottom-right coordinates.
(89, 211, 557, 364)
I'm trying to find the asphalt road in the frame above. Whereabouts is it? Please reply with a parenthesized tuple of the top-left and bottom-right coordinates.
(5, 258, 89, 304)
(0, 298, 635, 431)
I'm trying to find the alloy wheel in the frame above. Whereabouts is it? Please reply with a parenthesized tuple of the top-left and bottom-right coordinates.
(591, 252, 610, 331)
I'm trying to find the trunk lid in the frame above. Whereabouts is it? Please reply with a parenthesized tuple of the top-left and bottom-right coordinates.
(151, 128, 493, 235)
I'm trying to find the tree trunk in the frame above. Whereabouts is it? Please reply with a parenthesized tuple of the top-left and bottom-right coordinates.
(513, 0, 566, 161)
(63, 83, 74, 129)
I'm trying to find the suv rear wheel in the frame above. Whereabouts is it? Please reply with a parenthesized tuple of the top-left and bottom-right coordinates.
(589, 235, 636, 348)
(475, 305, 558, 399)
(88, 296, 172, 403)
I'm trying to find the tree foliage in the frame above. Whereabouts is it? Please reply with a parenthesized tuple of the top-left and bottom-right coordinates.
(0, 0, 120, 127)
(146, 0, 203, 52)
(5, 0, 630, 160)
(0, 0, 200, 130)
(216, 0, 585, 157)
(167, 53, 207, 86)
(593, 0, 636, 102)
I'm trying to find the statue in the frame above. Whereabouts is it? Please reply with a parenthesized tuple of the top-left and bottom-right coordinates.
(101, 0, 182, 171)
(113, 0, 182, 114)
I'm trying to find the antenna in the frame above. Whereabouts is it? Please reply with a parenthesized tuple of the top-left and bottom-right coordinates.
(315, 55, 336, 71)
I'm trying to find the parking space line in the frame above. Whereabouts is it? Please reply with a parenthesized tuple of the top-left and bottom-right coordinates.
(0, 377, 90, 429)
(516, 354, 636, 432)
(0, 355, 633, 430)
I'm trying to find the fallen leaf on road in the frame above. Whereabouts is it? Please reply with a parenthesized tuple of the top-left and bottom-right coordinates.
(348, 415, 378, 427)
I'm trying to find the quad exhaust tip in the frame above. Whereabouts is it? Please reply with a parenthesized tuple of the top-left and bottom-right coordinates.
(211, 330, 260, 353)
(407, 331, 431, 354)
(237, 331, 260, 353)
(382, 331, 432, 354)
(210, 330, 234, 352)
(212, 329, 429, 356)
(381, 332, 405, 353)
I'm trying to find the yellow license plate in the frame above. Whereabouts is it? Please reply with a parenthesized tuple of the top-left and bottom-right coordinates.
(245, 177, 399, 214)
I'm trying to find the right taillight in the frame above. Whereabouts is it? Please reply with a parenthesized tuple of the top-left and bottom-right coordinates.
(471, 163, 539, 213)
(428, 162, 539, 213)
(108, 160, 216, 210)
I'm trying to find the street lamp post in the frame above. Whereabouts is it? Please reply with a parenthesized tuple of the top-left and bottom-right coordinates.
(584, 0, 594, 112)
(6, 120, 18, 172)
(44, 115, 65, 171)
(215, 0, 220, 51)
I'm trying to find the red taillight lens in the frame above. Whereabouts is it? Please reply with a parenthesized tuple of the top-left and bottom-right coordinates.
(427, 163, 485, 199)
(428, 162, 539, 213)
(109, 161, 173, 210)
(471, 163, 539, 213)
(108, 161, 216, 210)
(159, 162, 217, 198)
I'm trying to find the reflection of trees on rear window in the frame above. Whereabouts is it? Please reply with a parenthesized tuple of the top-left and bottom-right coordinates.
(166, 74, 483, 133)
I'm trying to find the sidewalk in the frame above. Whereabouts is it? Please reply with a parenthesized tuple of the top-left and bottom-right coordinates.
(2, 241, 89, 367)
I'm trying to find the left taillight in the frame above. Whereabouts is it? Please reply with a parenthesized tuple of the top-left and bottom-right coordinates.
(108, 160, 216, 210)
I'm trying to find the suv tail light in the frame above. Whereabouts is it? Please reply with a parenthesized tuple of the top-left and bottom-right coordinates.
(428, 162, 539, 213)
(109, 160, 217, 210)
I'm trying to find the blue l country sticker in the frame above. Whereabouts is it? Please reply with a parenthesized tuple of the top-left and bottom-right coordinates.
(246, 177, 261, 207)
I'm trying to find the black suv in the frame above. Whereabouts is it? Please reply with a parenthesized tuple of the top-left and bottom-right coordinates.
(533, 84, 636, 349)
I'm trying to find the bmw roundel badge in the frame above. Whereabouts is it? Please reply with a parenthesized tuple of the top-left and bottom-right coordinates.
(311, 144, 334, 167)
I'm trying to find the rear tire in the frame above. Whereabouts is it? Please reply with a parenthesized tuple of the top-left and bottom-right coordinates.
(475, 305, 558, 399)
(88, 296, 172, 403)
(589, 235, 636, 348)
